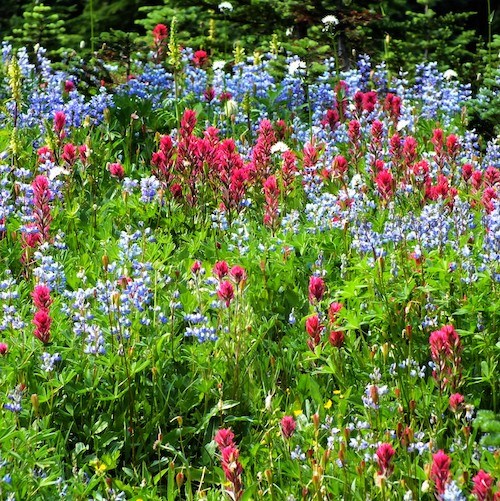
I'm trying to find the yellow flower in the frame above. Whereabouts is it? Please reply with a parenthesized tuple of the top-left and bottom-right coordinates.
(90, 459, 107, 475)
(293, 409, 302, 417)
(324, 399, 333, 410)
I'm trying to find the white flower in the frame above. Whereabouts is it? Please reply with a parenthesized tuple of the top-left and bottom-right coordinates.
(322, 15, 339, 32)
(350, 173, 364, 189)
(285, 27, 293, 37)
(288, 58, 306, 76)
(396, 120, 410, 131)
(443, 69, 458, 80)
(218, 1, 233, 13)
(265, 393, 272, 411)
(322, 15, 339, 26)
(48, 166, 69, 180)
(212, 60, 226, 71)
(270, 141, 289, 154)
(224, 99, 238, 116)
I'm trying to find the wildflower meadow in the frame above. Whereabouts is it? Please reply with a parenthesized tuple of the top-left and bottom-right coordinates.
(0, 12, 499, 501)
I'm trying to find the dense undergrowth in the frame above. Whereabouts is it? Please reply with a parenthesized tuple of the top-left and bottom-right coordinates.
(0, 27, 499, 500)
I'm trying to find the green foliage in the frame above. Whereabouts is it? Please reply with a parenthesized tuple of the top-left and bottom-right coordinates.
(97, 29, 147, 79)
(382, 6, 478, 77)
(5, 1, 68, 57)
(467, 35, 500, 142)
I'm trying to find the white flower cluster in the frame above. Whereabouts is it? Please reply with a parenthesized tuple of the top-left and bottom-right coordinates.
(288, 58, 306, 76)
(322, 14, 339, 32)
(218, 1, 233, 13)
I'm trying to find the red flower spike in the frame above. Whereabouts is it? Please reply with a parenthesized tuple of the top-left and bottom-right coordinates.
(192, 50, 208, 68)
(431, 450, 451, 496)
(308, 275, 325, 303)
(152, 23, 168, 43)
(217, 280, 234, 307)
(280, 415, 296, 439)
(229, 265, 247, 285)
(449, 393, 465, 413)
(375, 443, 395, 477)
(214, 428, 235, 450)
(329, 330, 344, 348)
(53, 111, 66, 136)
(33, 309, 52, 344)
(32, 285, 52, 311)
(213, 261, 229, 280)
(471, 470, 494, 501)
(108, 162, 125, 179)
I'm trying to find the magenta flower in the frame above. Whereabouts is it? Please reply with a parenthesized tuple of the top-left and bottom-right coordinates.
(471, 470, 494, 501)
(329, 330, 345, 348)
(328, 302, 343, 323)
(31, 285, 52, 311)
(62, 143, 77, 165)
(305, 314, 324, 350)
(53, 111, 66, 136)
(449, 393, 465, 413)
(33, 309, 52, 344)
(0, 342, 8, 355)
(229, 265, 247, 285)
(308, 276, 325, 303)
(217, 280, 234, 307)
(431, 450, 451, 496)
(213, 261, 229, 280)
(214, 428, 243, 500)
(214, 428, 235, 450)
(191, 260, 202, 275)
(152, 23, 168, 43)
(280, 415, 296, 439)
(376, 443, 395, 477)
(108, 162, 125, 179)
(192, 49, 208, 68)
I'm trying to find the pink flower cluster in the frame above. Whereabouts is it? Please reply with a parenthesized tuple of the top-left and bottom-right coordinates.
(214, 428, 244, 500)
(375, 443, 395, 478)
(429, 324, 462, 392)
(430, 451, 498, 500)
(151, 110, 251, 211)
(305, 275, 345, 351)
(212, 261, 247, 307)
(32, 284, 53, 344)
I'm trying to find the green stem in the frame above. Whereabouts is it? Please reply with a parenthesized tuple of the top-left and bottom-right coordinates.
(89, 0, 95, 54)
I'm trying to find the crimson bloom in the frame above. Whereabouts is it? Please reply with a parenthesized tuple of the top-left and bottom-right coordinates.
(280, 415, 296, 439)
(152, 23, 168, 43)
(305, 314, 324, 350)
(213, 261, 229, 280)
(430, 450, 451, 496)
(217, 280, 234, 307)
(31, 285, 52, 311)
(214, 428, 235, 449)
(62, 143, 77, 165)
(471, 470, 494, 501)
(0, 342, 8, 355)
(328, 301, 343, 323)
(192, 50, 208, 67)
(109, 162, 125, 179)
(376, 443, 395, 477)
(53, 111, 66, 136)
(449, 393, 464, 413)
(33, 309, 52, 344)
(329, 330, 344, 348)
(229, 265, 247, 285)
(308, 275, 325, 303)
